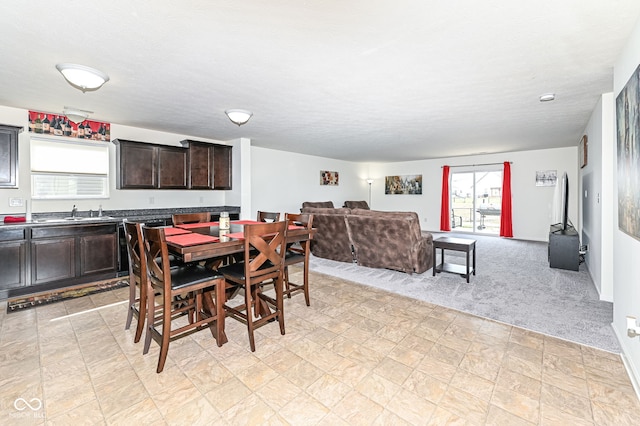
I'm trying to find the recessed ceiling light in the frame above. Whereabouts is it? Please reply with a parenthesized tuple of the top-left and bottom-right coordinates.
(539, 93, 556, 102)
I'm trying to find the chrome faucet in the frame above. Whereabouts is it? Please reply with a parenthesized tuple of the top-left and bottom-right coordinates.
(98, 204, 103, 217)
(71, 205, 77, 217)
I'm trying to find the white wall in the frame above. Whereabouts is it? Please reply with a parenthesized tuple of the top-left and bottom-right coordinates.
(251, 145, 577, 242)
(369, 149, 578, 241)
(0, 105, 238, 214)
(580, 94, 615, 301)
(613, 16, 640, 394)
(249, 146, 369, 219)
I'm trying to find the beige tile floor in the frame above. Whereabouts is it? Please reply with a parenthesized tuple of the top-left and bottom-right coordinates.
(1, 268, 639, 425)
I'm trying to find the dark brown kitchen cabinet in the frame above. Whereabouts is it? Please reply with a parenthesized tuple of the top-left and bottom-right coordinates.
(114, 139, 158, 189)
(0, 124, 22, 188)
(158, 145, 188, 189)
(0, 228, 28, 299)
(30, 224, 118, 287)
(213, 144, 232, 190)
(185, 141, 214, 189)
(31, 237, 75, 285)
(181, 139, 233, 190)
(114, 139, 191, 189)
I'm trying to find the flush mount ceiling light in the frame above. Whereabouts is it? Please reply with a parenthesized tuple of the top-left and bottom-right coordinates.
(225, 109, 253, 126)
(539, 93, 556, 102)
(63, 106, 92, 124)
(55, 63, 110, 92)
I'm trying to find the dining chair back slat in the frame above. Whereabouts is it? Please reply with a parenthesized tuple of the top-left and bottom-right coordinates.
(172, 212, 211, 225)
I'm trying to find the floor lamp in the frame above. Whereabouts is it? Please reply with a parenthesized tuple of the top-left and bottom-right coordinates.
(367, 178, 374, 207)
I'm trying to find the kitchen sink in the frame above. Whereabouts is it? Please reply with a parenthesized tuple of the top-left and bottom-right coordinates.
(34, 216, 116, 223)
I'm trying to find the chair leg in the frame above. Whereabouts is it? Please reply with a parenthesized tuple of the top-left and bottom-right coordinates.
(133, 284, 146, 343)
(245, 284, 256, 352)
(275, 275, 285, 336)
(215, 279, 226, 347)
(143, 284, 155, 355)
(156, 293, 173, 373)
(125, 277, 136, 330)
(283, 267, 292, 299)
(303, 258, 310, 307)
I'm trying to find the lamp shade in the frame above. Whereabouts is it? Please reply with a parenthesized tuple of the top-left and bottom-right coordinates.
(56, 63, 109, 92)
(225, 109, 253, 126)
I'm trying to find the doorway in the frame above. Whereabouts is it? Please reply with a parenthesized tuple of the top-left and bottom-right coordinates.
(451, 170, 503, 234)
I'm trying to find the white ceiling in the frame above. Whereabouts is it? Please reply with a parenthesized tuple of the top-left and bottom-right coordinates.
(1, 1, 639, 162)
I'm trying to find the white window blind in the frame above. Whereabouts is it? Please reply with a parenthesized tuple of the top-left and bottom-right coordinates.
(31, 137, 109, 199)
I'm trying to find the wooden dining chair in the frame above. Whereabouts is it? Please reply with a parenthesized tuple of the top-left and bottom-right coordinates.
(218, 221, 287, 352)
(172, 212, 211, 225)
(283, 213, 314, 306)
(257, 211, 280, 222)
(142, 226, 226, 373)
(123, 220, 148, 343)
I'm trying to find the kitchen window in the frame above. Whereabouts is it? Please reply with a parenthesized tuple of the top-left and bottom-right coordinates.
(30, 137, 109, 199)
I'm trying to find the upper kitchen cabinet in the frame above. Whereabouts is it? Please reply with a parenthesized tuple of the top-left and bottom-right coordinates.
(183, 140, 213, 189)
(213, 144, 232, 190)
(114, 139, 158, 189)
(0, 124, 23, 188)
(115, 138, 231, 190)
(181, 140, 232, 190)
(158, 145, 188, 189)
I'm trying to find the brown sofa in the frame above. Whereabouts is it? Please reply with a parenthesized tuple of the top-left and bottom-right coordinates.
(301, 206, 433, 274)
(343, 200, 370, 209)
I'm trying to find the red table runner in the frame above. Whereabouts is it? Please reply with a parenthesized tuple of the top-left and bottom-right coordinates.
(166, 233, 219, 247)
(162, 227, 192, 236)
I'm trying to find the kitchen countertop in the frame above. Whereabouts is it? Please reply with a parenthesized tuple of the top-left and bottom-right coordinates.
(0, 206, 241, 228)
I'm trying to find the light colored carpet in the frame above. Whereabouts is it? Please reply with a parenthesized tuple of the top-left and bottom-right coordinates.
(308, 232, 620, 353)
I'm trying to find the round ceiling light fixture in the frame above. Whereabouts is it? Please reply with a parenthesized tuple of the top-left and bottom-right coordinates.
(56, 63, 110, 92)
(539, 93, 556, 102)
(225, 109, 253, 126)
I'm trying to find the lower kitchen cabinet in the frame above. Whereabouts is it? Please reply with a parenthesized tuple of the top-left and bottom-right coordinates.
(31, 237, 75, 285)
(0, 228, 28, 298)
(30, 224, 118, 288)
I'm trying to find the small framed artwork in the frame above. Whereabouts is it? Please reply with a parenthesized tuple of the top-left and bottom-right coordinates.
(320, 170, 339, 185)
(535, 170, 557, 187)
(579, 135, 588, 168)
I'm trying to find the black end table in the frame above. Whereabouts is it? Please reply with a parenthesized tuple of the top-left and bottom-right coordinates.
(433, 236, 476, 283)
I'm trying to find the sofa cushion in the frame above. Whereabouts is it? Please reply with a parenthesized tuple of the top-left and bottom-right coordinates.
(343, 200, 369, 209)
(302, 201, 334, 209)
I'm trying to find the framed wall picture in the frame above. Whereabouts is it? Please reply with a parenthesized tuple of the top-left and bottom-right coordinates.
(616, 63, 640, 240)
(535, 170, 557, 187)
(320, 170, 339, 185)
(384, 174, 422, 194)
(579, 135, 588, 168)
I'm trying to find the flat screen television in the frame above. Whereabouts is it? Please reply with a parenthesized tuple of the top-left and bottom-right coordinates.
(560, 171, 570, 231)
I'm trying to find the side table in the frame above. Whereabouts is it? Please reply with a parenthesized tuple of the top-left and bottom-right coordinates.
(433, 236, 476, 283)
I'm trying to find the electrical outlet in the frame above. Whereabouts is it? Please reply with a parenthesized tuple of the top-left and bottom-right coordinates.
(199, 196, 204, 204)
(149, 196, 155, 205)
(9, 197, 24, 207)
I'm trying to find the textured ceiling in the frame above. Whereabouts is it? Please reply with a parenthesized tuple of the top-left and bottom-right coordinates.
(1, 1, 639, 162)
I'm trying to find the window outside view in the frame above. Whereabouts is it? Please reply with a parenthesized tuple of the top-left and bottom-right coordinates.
(451, 170, 503, 234)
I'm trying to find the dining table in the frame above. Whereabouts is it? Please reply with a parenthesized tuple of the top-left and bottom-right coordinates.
(162, 219, 315, 345)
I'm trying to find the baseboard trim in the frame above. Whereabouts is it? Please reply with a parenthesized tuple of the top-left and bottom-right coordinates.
(613, 323, 640, 401)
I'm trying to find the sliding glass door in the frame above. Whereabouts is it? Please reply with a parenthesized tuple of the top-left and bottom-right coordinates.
(451, 170, 503, 234)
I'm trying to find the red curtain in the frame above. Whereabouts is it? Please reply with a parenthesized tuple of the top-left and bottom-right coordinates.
(440, 165, 451, 231)
(500, 161, 513, 237)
